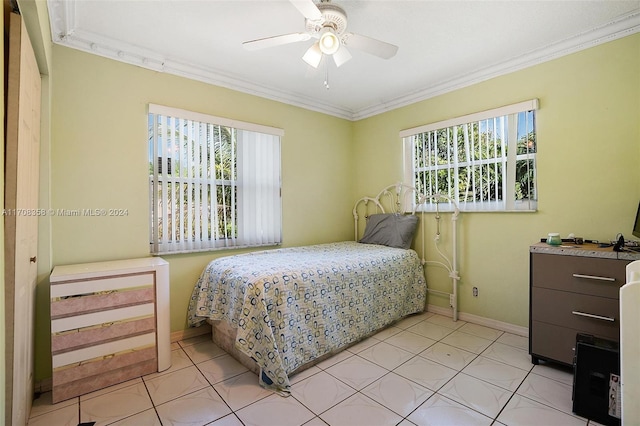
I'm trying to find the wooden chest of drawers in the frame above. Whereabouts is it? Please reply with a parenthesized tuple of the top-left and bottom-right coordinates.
(529, 243, 640, 366)
(50, 258, 171, 403)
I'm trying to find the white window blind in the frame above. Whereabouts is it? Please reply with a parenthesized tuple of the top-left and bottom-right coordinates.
(148, 104, 282, 254)
(237, 130, 281, 246)
(401, 100, 538, 212)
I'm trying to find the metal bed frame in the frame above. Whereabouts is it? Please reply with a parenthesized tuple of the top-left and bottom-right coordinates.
(353, 183, 461, 321)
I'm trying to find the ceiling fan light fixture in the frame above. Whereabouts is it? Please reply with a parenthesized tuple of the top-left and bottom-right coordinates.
(302, 42, 323, 68)
(319, 27, 340, 55)
(333, 44, 352, 67)
(243, 0, 399, 75)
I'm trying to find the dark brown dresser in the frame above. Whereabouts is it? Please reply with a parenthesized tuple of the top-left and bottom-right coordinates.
(529, 242, 640, 365)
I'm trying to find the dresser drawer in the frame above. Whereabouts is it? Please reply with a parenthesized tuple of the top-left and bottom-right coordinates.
(51, 287, 155, 318)
(51, 303, 155, 334)
(530, 321, 579, 365)
(52, 346, 157, 403)
(531, 253, 626, 298)
(52, 316, 156, 354)
(50, 272, 155, 298)
(52, 332, 156, 369)
(531, 287, 619, 341)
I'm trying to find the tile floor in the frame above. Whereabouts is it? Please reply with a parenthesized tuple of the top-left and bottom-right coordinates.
(28, 312, 602, 426)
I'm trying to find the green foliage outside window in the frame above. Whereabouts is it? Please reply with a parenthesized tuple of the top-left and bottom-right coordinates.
(411, 111, 536, 209)
(149, 115, 238, 243)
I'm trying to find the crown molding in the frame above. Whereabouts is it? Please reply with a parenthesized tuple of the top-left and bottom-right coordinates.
(47, 0, 639, 121)
(353, 9, 640, 120)
(46, 0, 355, 120)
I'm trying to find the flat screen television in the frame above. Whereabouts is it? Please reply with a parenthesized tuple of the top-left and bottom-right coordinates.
(634, 201, 640, 239)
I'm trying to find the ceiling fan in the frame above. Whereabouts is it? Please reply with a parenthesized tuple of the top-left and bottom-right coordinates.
(242, 0, 399, 68)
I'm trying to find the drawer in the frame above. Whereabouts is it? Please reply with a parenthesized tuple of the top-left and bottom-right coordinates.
(52, 346, 157, 403)
(531, 321, 580, 365)
(531, 288, 619, 341)
(51, 303, 154, 334)
(51, 287, 155, 318)
(50, 272, 155, 298)
(52, 316, 156, 354)
(531, 253, 627, 298)
(52, 332, 156, 369)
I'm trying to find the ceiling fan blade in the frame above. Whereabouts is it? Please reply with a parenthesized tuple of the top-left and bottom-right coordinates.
(290, 0, 322, 21)
(343, 33, 398, 59)
(302, 41, 322, 68)
(333, 45, 352, 68)
(242, 33, 311, 51)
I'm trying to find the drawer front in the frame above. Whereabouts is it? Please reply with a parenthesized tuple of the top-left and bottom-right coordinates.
(52, 333, 156, 369)
(52, 316, 156, 354)
(51, 287, 154, 318)
(531, 321, 579, 365)
(51, 303, 154, 334)
(531, 288, 619, 340)
(52, 346, 157, 403)
(531, 253, 627, 298)
(50, 272, 155, 298)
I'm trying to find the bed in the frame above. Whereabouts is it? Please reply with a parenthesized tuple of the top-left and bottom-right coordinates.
(187, 184, 458, 395)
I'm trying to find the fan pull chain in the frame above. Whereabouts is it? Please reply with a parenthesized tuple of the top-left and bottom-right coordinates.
(324, 63, 330, 90)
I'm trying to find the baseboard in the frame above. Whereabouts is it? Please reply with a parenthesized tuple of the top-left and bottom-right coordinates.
(170, 324, 211, 343)
(426, 304, 529, 337)
(34, 378, 52, 394)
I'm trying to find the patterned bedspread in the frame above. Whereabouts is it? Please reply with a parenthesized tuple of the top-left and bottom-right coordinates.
(187, 241, 426, 394)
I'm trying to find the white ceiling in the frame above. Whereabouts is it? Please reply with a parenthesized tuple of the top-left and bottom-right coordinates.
(46, 0, 640, 120)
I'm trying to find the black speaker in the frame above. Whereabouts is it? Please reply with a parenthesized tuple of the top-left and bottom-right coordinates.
(572, 334, 620, 425)
(613, 234, 625, 252)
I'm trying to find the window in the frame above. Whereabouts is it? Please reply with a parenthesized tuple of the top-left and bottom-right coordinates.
(148, 104, 282, 255)
(401, 99, 538, 212)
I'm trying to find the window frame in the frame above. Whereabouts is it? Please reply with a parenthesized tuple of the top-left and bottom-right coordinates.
(401, 99, 538, 213)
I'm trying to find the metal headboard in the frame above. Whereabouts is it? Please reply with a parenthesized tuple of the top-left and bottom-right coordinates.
(352, 183, 418, 241)
(352, 183, 462, 321)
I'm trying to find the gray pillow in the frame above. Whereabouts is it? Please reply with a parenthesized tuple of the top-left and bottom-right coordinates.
(359, 213, 419, 249)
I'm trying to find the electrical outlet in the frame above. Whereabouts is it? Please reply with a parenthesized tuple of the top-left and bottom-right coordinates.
(472, 287, 478, 297)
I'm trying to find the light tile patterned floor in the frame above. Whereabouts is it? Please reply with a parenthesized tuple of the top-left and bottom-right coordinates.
(28, 313, 602, 426)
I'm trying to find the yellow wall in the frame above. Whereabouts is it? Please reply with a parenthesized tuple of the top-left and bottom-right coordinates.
(353, 33, 640, 326)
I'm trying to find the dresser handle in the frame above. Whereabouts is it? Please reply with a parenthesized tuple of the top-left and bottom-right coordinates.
(572, 273, 615, 282)
(571, 311, 615, 322)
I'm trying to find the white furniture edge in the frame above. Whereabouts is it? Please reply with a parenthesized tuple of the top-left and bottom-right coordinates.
(621, 260, 640, 424)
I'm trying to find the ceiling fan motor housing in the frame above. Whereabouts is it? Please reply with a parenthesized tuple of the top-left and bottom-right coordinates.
(306, 3, 348, 35)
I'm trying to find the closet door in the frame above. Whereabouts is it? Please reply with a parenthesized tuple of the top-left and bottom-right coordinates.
(5, 11, 41, 426)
